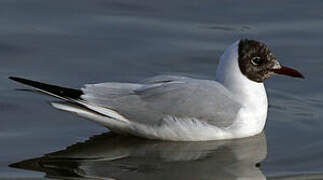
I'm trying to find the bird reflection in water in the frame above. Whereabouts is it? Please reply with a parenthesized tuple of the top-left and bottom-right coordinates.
(10, 132, 267, 179)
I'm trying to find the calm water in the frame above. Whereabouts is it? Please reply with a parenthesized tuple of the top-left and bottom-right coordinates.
(1, 0, 323, 179)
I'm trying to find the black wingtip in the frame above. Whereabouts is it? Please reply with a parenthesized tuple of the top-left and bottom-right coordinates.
(9, 76, 83, 100)
(9, 76, 29, 84)
(9, 76, 19, 81)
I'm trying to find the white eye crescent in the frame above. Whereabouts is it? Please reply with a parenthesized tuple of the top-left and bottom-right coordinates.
(251, 56, 263, 66)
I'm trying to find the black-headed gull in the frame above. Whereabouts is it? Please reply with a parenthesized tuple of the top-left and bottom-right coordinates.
(10, 39, 304, 141)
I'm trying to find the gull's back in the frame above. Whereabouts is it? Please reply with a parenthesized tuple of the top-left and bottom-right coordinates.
(81, 75, 241, 138)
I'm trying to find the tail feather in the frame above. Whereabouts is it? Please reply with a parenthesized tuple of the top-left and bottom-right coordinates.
(51, 101, 130, 132)
(9, 76, 130, 124)
(9, 76, 83, 100)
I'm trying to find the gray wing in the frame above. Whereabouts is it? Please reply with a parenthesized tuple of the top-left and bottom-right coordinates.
(81, 75, 241, 128)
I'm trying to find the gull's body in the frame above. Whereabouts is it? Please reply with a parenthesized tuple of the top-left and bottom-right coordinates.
(10, 39, 303, 141)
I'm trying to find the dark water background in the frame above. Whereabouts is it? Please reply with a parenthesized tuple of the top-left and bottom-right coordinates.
(1, 0, 323, 179)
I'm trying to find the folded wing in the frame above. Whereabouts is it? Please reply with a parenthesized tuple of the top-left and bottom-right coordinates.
(82, 75, 241, 128)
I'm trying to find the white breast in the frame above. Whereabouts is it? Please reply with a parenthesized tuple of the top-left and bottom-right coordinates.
(216, 40, 268, 138)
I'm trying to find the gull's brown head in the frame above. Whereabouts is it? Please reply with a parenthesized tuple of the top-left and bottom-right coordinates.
(238, 39, 304, 83)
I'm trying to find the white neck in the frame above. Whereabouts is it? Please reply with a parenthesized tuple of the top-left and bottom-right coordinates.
(215, 40, 268, 136)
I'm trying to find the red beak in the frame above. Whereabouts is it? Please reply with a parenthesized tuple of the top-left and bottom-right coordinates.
(272, 66, 304, 78)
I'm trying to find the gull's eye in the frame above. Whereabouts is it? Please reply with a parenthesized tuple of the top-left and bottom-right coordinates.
(251, 56, 263, 66)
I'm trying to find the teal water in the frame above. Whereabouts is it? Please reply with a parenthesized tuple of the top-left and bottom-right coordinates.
(1, 0, 323, 179)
